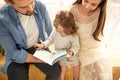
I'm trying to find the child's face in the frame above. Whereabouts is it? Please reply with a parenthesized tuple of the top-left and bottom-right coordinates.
(56, 24, 69, 36)
(56, 24, 64, 33)
(56, 24, 72, 36)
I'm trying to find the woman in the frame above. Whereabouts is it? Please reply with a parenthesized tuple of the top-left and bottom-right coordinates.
(69, 0, 113, 80)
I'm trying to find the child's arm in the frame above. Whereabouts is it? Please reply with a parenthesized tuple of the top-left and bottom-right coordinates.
(33, 30, 56, 50)
(69, 34, 80, 56)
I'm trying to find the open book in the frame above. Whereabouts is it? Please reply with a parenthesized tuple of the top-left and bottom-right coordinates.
(33, 50, 68, 65)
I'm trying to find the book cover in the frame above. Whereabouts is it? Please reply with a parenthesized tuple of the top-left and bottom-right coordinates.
(33, 50, 67, 65)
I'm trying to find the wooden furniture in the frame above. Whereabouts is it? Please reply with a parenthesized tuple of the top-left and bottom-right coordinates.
(112, 67, 120, 80)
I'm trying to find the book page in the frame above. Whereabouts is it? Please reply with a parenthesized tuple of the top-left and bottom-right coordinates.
(33, 50, 67, 65)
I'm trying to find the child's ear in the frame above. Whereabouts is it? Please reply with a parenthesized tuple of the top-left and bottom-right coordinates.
(4, 0, 12, 6)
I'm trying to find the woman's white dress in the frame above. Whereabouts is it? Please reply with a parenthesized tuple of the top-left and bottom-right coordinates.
(70, 4, 113, 80)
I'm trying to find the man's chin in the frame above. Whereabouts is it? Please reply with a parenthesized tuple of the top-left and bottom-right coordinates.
(17, 12, 33, 16)
(26, 14, 33, 16)
(16, 10, 33, 16)
(26, 11, 34, 16)
(26, 12, 33, 16)
(21, 13, 33, 16)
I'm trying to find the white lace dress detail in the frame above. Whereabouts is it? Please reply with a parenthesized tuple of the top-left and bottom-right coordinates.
(70, 4, 113, 80)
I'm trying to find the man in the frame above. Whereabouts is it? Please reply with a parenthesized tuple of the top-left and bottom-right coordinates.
(0, 0, 60, 80)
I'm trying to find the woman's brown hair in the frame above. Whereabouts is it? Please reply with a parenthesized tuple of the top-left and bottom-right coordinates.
(73, 0, 108, 41)
(54, 10, 78, 35)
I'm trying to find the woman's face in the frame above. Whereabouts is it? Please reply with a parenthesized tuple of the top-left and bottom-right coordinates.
(82, 0, 102, 13)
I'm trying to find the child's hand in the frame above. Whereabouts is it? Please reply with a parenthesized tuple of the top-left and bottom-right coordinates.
(67, 50, 74, 56)
(33, 43, 45, 50)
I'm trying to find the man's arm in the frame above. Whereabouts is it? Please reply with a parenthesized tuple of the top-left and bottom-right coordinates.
(0, 21, 43, 63)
